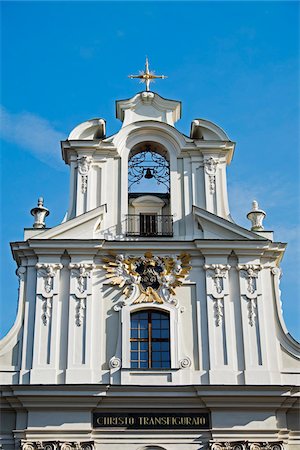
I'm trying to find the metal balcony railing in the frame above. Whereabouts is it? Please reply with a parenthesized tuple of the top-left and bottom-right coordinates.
(126, 214, 173, 237)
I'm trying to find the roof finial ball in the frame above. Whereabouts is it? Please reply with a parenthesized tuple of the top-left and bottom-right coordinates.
(30, 197, 50, 229)
(247, 200, 266, 231)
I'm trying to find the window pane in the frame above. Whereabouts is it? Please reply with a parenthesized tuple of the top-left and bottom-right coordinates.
(152, 342, 160, 351)
(152, 352, 161, 361)
(161, 320, 169, 329)
(140, 352, 148, 361)
(140, 341, 148, 350)
(161, 351, 170, 361)
(161, 360, 170, 368)
(131, 362, 138, 368)
(161, 342, 169, 351)
(152, 329, 161, 338)
(131, 329, 138, 338)
(140, 361, 148, 368)
(140, 329, 148, 338)
(152, 312, 162, 319)
(140, 319, 148, 329)
(138, 312, 148, 320)
(152, 319, 160, 329)
(131, 352, 138, 360)
(131, 320, 138, 329)
(161, 329, 169, 338)
(152, 361, 161, 368)
(131, 341, 138, 350)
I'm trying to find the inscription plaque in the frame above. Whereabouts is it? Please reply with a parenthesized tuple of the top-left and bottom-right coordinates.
(93, 412, 210, 429)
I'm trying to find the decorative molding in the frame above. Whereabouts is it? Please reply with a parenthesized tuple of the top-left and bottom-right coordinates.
(209, 443, 283, 450)
(41, 297, 52, 326)
(271, 267, 282, 278)
(179, 356, 191, 368)
(214, 298, 224, 327)
(77, 155, 92, 194)
(247, 298, 257, 327)
(16, 266, 26, 281)
(75, 298, 86, 327)
(42, 444, 57, 450)
(237, 264, 262, 326)
(109, 356, 122, 369)
(237, 264, 261, 295)
(36, 263, 62, 294)
(113, 300, 126, 312)
(204, 157, 219, 194)
(69, 263, 95, 294)
(103, 252, 191, 306)
(21, 443, 94, 450)
(204, 264, 230, 327)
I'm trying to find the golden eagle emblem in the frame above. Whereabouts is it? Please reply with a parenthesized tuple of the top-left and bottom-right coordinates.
(103, 252, 191, 305)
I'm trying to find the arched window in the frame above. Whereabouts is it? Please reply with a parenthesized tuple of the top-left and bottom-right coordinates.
(128, 144, 170, 194)
(130, 310, 170, 369)
(126, 143, 173, 237)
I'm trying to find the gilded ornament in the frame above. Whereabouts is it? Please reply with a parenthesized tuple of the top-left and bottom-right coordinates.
(103, 252, 191, 305)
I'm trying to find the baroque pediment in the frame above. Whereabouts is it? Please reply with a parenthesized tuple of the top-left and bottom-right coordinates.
(193, 206, 268, 241)
(30, 205, 106, 240)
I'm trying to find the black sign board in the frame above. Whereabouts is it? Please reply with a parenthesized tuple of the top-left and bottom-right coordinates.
(93, 412, 210, 429)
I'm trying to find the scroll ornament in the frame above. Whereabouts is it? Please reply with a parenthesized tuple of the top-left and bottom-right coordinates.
(204, 264, 230, 326)
(103, 252, 191, 307)
(209, 442, 283, 450)
(36, 263, 62, 325)
(36, 263, 63, 294)
(69, 263, 95, 326)
(21, 442, 94, 450)
(237, 264, 261, 326)
(69, 263, 95, 294)
(77, 156, 92, 194)
(179, 356, 192, 369)
(204, 157, 219, 194)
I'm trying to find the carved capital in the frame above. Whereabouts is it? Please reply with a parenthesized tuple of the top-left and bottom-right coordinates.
(237, 264, 261, 296)
(271, 267, 282, 278)
(16, 266, 26, 281)
(69, 263, 95, 294)
(204, 264, 230, 295)
(209, 442, 246, 450)
(36, 263, 63, 294)
(20, 443, 94, 450)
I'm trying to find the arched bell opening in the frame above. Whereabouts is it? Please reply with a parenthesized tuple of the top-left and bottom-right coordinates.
(126, 142, 173, 237)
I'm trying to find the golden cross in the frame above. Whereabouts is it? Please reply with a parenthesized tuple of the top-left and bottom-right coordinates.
(128, 57, 167, 92)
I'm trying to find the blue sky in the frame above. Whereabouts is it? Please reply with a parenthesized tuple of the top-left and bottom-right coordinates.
(1, 1, 299, 340)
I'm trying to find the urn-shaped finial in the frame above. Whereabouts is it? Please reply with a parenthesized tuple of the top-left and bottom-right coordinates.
(247, 200, 266, 231)
(30, 197, 50, 228)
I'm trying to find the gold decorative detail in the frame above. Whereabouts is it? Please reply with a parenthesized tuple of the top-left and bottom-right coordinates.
(128, 57, 167, 92)
(103, 252, 191, 305)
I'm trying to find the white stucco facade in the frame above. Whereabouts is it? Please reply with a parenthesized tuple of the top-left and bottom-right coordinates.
(0, 91, 299, 450)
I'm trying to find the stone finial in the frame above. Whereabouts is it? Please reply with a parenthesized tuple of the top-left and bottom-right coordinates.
(247, 200, 266, 231)
(30, 197, 50, 228)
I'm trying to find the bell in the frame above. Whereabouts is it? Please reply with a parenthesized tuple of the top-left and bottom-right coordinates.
(144, 168, 153, 179)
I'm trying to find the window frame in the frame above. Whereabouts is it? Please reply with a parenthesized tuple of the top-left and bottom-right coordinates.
(121, 303, 179, 370)
(130, 309, 171, 369)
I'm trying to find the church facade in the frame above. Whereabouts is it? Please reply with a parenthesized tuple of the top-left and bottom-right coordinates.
(0, 79, 299, 450)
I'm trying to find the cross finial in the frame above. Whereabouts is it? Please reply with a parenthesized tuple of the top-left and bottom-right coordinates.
(128, 57, 167, 92)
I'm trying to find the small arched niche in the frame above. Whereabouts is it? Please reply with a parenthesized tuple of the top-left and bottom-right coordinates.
(127, 142, 172, 237)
